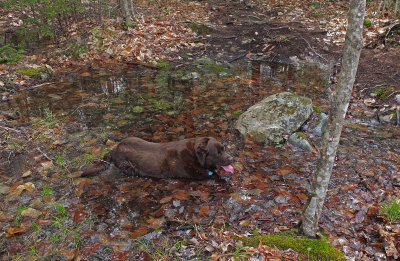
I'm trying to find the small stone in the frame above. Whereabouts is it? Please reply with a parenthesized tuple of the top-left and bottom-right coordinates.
(395, 94, 400, 103)
(333, 237, 349, 246)
(21, 208, 42, 218)
(205, 245, 214, 252)
(0, 185, 10, 194)
(313, 112, 327, 137)
(164, 209, 176, 218)
(288, 132, 313, 152)
(172, 200, 181, 207)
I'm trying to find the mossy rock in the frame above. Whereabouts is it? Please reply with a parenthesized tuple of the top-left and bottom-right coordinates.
(235, 92, 313, 144)
(234, 230, 345, 261)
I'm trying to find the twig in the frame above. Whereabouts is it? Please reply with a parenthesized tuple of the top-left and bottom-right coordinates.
(21, 82, 55, 91)
(269, 26, 289, 30)
(387, 91, 400, 99)
(248, 15, 262, 20)
(37, 147, 53, 162)
(360, 83, 387, 93)
(300, 35, 328, 62)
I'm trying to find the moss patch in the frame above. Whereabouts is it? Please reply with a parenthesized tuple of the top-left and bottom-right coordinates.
(189, 23, 212, 35)
(295, 132, 307, 139)
(16, 67, 41, 77)
(234, 229, 345, 261)
(313, 105, 322, 114)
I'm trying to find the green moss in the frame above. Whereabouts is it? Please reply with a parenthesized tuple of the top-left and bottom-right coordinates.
(233, 109, 243, 115)
(132, 106, 144, 113)
(194, 57, 228, 73)
(189, 23, 212, 35)
(313, 105, 322, 114)
(234, 229, 345, 261)
(205, 63, 227, 73)
(300, 98, 312, 105)
(279, 35, 290, 43)
(363, 19, 372, 27)
(373, 86, 388, 99)
(156, 59, 170, 69)
(149, 98, 173, 111)
(0, 44, 24, 64)
(16, 67, 41, 77)
(295, 132, 307, 139)
(312, 11, 324, 17)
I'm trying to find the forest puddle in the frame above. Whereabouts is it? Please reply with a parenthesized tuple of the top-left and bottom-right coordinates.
(1, 60, 399, 259)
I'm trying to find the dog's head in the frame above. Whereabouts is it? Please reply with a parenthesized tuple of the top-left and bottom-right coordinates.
(195, 137, 233, 171)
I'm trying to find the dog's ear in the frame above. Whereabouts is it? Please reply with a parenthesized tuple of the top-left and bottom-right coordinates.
(195, 137, 210, 166)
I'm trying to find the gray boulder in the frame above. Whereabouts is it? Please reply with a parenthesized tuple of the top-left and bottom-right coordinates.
(288, 132, 313, 152)
(235, 92, 313, 144)
(313, 112, 327, 137)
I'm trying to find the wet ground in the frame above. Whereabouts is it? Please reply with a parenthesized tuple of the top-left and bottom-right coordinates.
(1, 58, 400, 260)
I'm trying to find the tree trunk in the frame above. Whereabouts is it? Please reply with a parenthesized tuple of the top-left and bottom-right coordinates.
(300, 0, 366, 237)
(130, 0, 135, 18)
(121, 0, 132, 25)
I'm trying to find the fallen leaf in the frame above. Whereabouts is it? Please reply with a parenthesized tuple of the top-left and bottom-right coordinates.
(277, 166, 293, 176)
(73, 209, 88, 223)
(86, 139, 97, 145)
(59, 249, 77, 260)
(171, 190, 190, 200)
(81, 241, 101, 257)
(130, 226, 151, 239)
(6, 227, 26, 236)
(160, 196, 172, 203)
(22, 170, 32, 177)
(146, 217, 165, 227)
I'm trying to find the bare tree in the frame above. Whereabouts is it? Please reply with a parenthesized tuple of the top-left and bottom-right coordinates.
(121, 0, 133, 26)
(300, 0, 366, 237)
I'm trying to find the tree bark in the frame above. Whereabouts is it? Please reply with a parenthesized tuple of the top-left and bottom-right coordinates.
(121, 0, 132, 25)
(300, 0, 366, 237)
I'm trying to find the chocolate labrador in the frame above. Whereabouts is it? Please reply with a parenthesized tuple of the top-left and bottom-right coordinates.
(82, 137, 234, 179)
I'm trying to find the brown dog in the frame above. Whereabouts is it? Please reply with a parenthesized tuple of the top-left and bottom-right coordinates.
(82, 137, 234, 179)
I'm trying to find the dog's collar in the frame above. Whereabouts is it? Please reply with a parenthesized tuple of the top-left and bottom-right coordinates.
(208, 170, 213, 176)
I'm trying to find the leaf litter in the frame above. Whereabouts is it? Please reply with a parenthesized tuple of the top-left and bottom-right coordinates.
(1, 0, 400, 259)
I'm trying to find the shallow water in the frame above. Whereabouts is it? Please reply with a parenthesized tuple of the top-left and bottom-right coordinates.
(1, 60, 399, 260)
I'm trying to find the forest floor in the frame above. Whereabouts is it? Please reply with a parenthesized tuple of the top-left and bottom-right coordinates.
(1, 0, 400, 260)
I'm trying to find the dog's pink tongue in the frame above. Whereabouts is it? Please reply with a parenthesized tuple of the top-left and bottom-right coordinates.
(221, 165, 234, 173)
